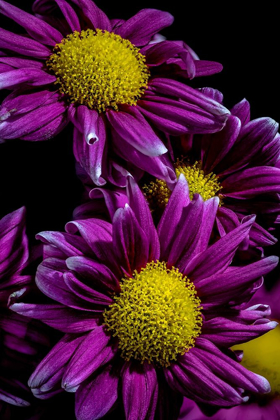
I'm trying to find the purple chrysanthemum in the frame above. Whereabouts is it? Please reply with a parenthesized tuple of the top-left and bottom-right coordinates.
(179, 280, 280, 420)
(0, 0, 229, 186)
(11, 176, 279, 419)
(141, 96, 280, 249)
(0, 207, 50, 409)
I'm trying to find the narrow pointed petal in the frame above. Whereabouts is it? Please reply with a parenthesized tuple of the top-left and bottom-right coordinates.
(122, 362, 158, 420)
(70, 0, 111, 31)
(112, 204, 149, 274)
(62, 326, 115, 391)
(107, 107, 167, 157)
(75, 365, 119, 420)
(0, 0, 63, 45)
(0, 27, 51, 58)
(115, 9, 174, 46)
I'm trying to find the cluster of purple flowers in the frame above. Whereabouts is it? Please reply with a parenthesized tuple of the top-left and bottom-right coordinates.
(0, 1, 279, 419)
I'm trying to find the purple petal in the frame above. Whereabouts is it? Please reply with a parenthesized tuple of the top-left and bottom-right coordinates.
(0, 207, 28, 280)
(29, 334, 84, 395)
(202, 316, 277, 347)
(112, 130, 176, 185)
(112, 204, 149, 275)
(0, 68, 55, 90)
(55, 0, 81, 32)
(122, 362, 158, 420)
(184, 215, 256, 280)
(0, 101, 67, 141)
(127, 177, 160, 261)
(115, 9, 174, 47)
(10, 302, 98, 333)
(65, 257, 120, 292)
(72, 113, 106, 186)
(231, 98, 251, 125)
(36, 230, 91, 258)
(62, 326, 115, 391)
(70, 0, 111, 31)
(0, 56, 44, 69)
(75, 365, 119, 420)
(201, 115, 240, 173)
(158, 174, 191, 260)
(194, 60, 223, 77)
(222, 167, 280, 197)
(88, 187, 129, 221)
(0, 27, 51, 58)
(197, 255, 279, 302)
(107, 107, 167, 157)
(0, 0, 63, 45)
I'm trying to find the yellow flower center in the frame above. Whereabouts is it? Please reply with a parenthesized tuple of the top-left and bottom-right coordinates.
(143, 161, 222, 211)
(232, 325, 280, 398)
(46, 29, 150, 112)
(103, 261, 202, 367)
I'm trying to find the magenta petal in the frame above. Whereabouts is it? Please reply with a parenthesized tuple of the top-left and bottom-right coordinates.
(63, 271, 113, 306)
(127, 177, 160, 261)
(20, 111, 68, 141)
(231, 98, 251, 125)
(112, 204, 149, 275)
(10, 302, 98, 332)
(115, 9, 174, 46)
(0, 68, 55, 90)
(196, 255, 279, 300)
(55, 0, 81, 32)
(122, 362, 158, 420)
(69, 105, 99, 145)
(70, 0, 111, 31)
(0, 0, 63, 45)
(222, 167, 280, 197)
(194, 338, 271, 395)
(72, 116, 106, 186)
(107, 107, 167, 157)
(65, 257, 119, 292)
(201, 115, 241, 173)
(36, 230, 91, 257)
(0, 101, 67, 141)
(158, 175, 191, 260)
(88, 187, 129, 221)
(202, 317, 277, 347)
(184, 215, 256, 280)
(75, 365, 119, 420)
(194, 60, 223, 77)
(62, 326, 115, 391)
(0, 207, 28, 280)
(0, 27, 51, 58)
(29, 334, 84, 396)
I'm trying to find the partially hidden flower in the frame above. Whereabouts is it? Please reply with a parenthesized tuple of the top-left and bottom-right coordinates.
(142, 96, 280, 249)
(179, 278, 280, 420)
(10, 176, 279, 419)
(0, 207, 50, 409)
(0, 0, 229, 186)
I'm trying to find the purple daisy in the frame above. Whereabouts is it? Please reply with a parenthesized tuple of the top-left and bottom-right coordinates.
(0, 0, 229, 186)
(10, 176, 279, 419)
(179, 280, 280, 420)
(141, 95, 280, 249)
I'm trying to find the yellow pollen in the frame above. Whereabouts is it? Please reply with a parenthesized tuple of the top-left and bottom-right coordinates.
(103, 261, 202, 367)
(232, 325, 280, 398)
(46, 29, 150, 112)
(143, 161, 222, 211)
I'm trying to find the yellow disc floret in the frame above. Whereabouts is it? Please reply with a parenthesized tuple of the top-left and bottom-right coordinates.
(232, 325, 280, 398)
(46, 29, 150, 112)
(143, 160, 222, 211)
(103, 261, 202, 367)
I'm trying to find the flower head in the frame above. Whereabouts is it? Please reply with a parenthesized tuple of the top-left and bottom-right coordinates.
(11, 176, 279, 419)
(143, 97, 280, 248)
(0, 0, 229, 186)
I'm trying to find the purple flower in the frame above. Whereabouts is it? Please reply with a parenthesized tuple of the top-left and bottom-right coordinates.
(0, 207, 50, 409)
(0, 0, 229, 186)
(179, 279, 280, 420)
(142, 96, 280, 249)
(11, 176, 279, 419)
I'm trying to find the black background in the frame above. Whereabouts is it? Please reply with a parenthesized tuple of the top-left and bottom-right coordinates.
(0, 0, 279, 244)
